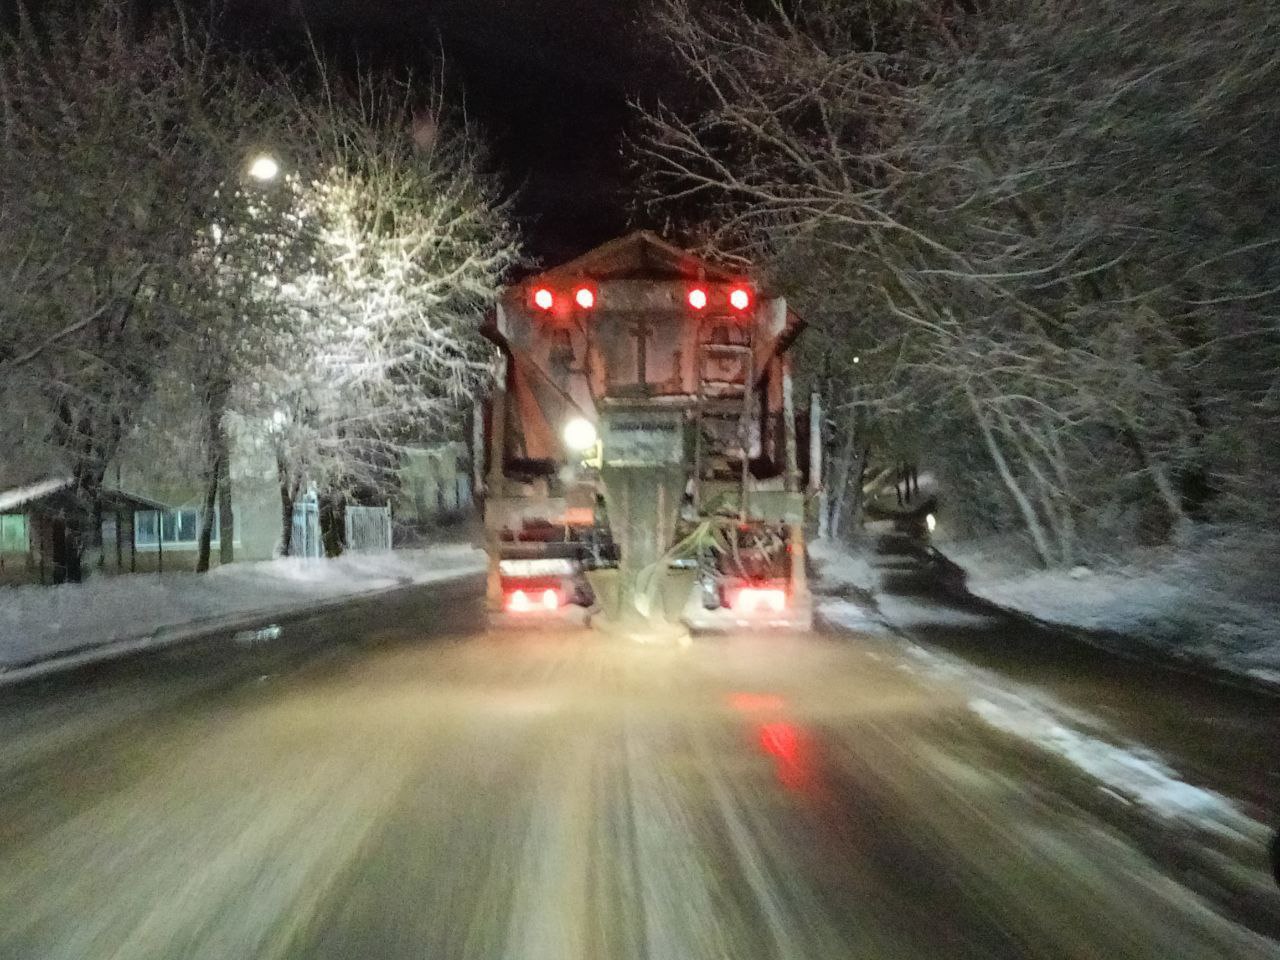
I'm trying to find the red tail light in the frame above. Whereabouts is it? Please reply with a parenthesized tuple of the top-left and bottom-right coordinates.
(574, 287, 595, 309)
(729, 287, 752, 310)
(688, 287, 708, 310)
(732, 587, 786, 614)
(533, 288, 554, 310)
(504, 587, 562, 613)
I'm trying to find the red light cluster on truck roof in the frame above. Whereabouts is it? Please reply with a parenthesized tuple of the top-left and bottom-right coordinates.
(530, 283, 755, 313)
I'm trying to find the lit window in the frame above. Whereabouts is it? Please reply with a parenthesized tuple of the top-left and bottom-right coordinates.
(0, 514, 28, 551)
(133, 508, 233, 548)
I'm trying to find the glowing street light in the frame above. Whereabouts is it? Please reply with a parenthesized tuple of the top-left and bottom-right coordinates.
(248, 154, 281, 182)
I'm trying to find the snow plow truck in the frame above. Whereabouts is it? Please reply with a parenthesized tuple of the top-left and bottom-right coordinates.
(477, 232, 816, 633)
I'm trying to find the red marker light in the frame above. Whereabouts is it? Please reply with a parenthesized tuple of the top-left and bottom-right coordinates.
(542, 589, 559, 610)
(729, 287, 752, 311)
(688, 287, 709, 310)
(574, 287, 595, 309)
(533, 288, 554, 310)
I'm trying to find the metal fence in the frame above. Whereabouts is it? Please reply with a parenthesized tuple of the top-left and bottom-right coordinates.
(345, 505, 393, 553)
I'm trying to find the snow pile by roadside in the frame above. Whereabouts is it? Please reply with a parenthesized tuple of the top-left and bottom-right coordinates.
(945, 526, 1280, 685)
(0, 544, 485, 670)
(808, 539, 878, 595)
(819, 593, 1267, 844)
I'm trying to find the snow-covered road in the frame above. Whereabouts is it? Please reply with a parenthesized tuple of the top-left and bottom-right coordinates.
(1, 572, 1278, 958)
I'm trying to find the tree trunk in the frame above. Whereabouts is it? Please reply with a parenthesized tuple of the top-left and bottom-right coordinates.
(826, 410, 860, 540)
(195, 466, 219, 573)
(968, 389, 1053, 566)
(196, 383, 229, 573)
(277, 452, 296, 557)
(217, 429, 234, 564)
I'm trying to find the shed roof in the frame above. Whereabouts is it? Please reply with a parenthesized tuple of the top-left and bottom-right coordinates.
(0, 478, 168, 515)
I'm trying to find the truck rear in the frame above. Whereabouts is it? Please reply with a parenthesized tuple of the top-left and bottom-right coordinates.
(477, 232, 814, 633)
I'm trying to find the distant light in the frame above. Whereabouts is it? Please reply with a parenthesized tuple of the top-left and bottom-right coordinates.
(688, 287, 708, 310)
(574, 287, 595, 309)
(533, 287, 554, 310)
(562, 417, 598, 452)
(926, 513, 937, 533)
(729, 287, 752, 310)
(541, 589, 559, 610)
(248, 154, 280, 182)
(852, 356, 861, 364)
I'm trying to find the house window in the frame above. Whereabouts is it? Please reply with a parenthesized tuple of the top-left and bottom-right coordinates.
(0, 514, 28, 551)
(134, 508, 227, 549)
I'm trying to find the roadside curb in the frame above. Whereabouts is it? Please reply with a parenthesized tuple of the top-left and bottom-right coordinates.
(0, 567, 483, 688)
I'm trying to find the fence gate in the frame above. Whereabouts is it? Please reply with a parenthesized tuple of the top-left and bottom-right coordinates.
(291, 490, 322, 559)
(345, 505, 393, 553)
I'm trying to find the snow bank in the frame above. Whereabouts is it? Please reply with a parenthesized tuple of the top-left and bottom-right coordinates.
(819, 594, 1265, 842)
(808, 539, 878, 594)
(0, 544, 485, 671)
(947, 527, 1280, 685)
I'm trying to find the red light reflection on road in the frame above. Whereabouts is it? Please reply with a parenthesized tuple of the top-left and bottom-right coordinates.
(727, 692, 815, 793)
(758, 721, 813, 792)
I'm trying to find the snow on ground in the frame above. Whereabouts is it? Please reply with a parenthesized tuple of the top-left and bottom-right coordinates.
(0, 544, 485, 673)
(943, 525, 1280, 685)
(817, 587, 1266, 844)
(808, 539, 878, 594)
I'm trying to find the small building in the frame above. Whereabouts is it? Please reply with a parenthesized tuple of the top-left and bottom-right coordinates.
(0, 477, 170, 585)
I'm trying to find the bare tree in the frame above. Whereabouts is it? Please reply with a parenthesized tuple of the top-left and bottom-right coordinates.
(0, 4, 256, 578)
(239, 75, 518, 552)
(637, 0, 1280, 564)
(0, 3, 520, 574)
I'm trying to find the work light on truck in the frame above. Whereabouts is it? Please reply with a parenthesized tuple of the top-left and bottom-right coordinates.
(563, 417, 598, 452)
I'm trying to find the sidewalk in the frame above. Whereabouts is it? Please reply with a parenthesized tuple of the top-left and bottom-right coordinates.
(0, 545, 486, 683)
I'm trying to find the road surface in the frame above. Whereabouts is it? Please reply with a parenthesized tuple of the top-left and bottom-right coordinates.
(1, 569, 1278, 959)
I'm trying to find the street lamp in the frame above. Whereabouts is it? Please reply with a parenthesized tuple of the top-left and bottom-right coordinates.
(248, 154, 280, 183)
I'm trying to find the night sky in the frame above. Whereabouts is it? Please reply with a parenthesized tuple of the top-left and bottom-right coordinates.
(223, 0, 671, 264)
